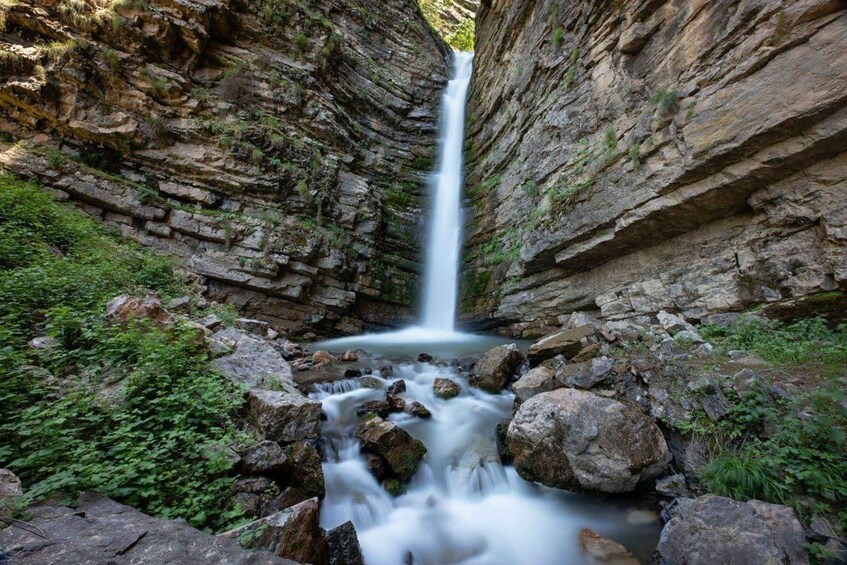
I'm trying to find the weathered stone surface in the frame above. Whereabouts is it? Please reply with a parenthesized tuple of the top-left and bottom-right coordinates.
(212, 328, 293, 388)
(655, 473, 689, 498)
(0, 469, 22, 520)
(232, 477, 282, 519)
(461, 0, 847, 337)
(311, 351, 338, 367)
(433, 377, 461, 399)
(238, 441, 288, 477)
(356, 415, 426, 482)
(284, 441, 325, 499)
(512, 366, 557, 401)
(556, 356, 613, 390)
(246, 386, 322, 444)
(326, 521, 365, 565)
(405, 401, 432, 418)
(507, 388, 670, 493)
(657, 311, 697, 336)
(387, 379, 406, 394)
(656, 495, 809, 565)
(527, 326, 594, 364)
(0, 0, 450, 337)
(0, 492, 293, 563)
(105, 294, 172, 327)
(578, 529, 638, 565)
(470, 343, 524, 393)
(220, 498, 325, 564)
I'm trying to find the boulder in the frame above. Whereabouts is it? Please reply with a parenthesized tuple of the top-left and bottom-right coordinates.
(512, 366, 558, 401)
(235, 318, 270, 336)
(238, 441, 288, 476)
(470, 343, 523, 393)
(656, 495, 809, 565)
(417, 353, 433, 362)
(655, 473, 689, 498)
(212, 328, 293, 388)
(527, 325, 594, 364)
(167, 295, 192, 312)
(579, 529, 639, 564)
(232, 477, 281, 518)
(197, 313, 223, 331)
(433, 377, 461, 399)
(0, 493, 292, 563)
(657, 310, 698, 336)
(507, 388, 670, 493)
(556, 357, 613, 390)
(326, 521, 365, 565)
(339, 350, 359, 362)
(0, 468, 22, 519)
(27, 336, 58, 350)
(246, 384, 322, 444)
(356, 400, 391, 418)
(386, 393, 406, 412)
(311, 351, 337, 366)
(495, 420, 513, 464)
(105, 294, 172, 327)
(356, 415, 426, 481)
(220, 498, 326, 564)
(405, 401, 432, 418)
(284, 441, 325, 499)
(387, 379, 406, 394)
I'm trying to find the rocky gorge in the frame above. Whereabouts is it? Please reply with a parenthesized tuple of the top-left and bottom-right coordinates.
(1, 0, 846, 564)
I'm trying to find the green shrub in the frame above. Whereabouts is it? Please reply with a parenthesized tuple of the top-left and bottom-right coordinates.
(0, 176, 247, 532)
(649, 88, 678, 116)
(552, 27, 565, 48)
(446, 17, 474, 51)
(293, 32, 309, 51)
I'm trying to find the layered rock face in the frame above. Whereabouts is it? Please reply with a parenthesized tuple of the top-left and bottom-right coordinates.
(462, 0, 847, 336)
(0, 0, 450, 335)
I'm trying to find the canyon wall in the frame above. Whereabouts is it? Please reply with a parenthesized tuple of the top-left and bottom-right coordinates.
(462, 0, 847, 336)
(0, 0, 449, 336)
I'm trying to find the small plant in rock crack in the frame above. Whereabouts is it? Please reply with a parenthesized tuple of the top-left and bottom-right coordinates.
(649, 89, 678, 117)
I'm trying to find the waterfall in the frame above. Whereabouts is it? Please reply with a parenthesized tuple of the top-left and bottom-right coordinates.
(421, 52, 474, 332)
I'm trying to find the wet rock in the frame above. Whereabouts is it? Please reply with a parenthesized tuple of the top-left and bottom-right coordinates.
(527, 326, 594, 365)
(220, 498, 326, 564)
(265, 487, 309, 516)
(655, 473, 689, 498)
(246, 385, 322, 444)
(0, 468, 22, 519)
(556, 357, 614, 390)
(358, 376, 383, 389)
(344, 368, 362, 379)
(387, 379, 406, 394)
(356, 415, 426, 481)
(405, 401, 432, 418)
(356, 400, 391, 418)
(312, 351, 338, 367)
(339, 350, 359, 363)
(507, 388, 670, 493)
(212, 327, 293, 388)
(656, 495, 809, 565)
(417, 353, 433, 362)
(666, 430, 711, 478)
(232, 477, 281, 518)
(578, 529, 638, 564)
(238, 441, 288, 477)
(284, 441, 325, 499)
(386, 393, 406, 412)
(512, 366, 558, 401)
(495, 420, 513, 464)
(235, 318, 270, 336)
(470, 343, 524, 393)
(365, 454, 388, 479)
(105, 294, 172, 327)
(433, 377, 461, 399)
(0, 493, 290, 563)
(326, 521, 365, 565)
(378, 365, 394, 377)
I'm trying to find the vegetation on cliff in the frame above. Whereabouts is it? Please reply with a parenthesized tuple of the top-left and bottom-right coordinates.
(0, 176, 246, 531)
(418, 0, 475, 51)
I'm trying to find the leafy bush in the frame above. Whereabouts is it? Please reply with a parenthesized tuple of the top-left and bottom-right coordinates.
(446, 17, 474, 51)
(649, 89, 678, 116)
(552, 27, 565, 48)
(0, 176, 247, 531)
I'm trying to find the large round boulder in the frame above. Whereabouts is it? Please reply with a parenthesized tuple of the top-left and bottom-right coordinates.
(655, 495, 809, 565)
(469, 343, 523, 393)
(507, 388, 670, 493)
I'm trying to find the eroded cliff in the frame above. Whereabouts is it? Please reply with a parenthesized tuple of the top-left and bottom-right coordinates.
(0, 0, 449, 335)
(462, 0, 847, 336)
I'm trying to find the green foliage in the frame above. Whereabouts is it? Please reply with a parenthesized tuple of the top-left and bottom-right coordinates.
(649, 88, 678, 116)
(564, 65, 576, 92)
(255, 0, 291, 32)
(0, 176, 246, 532)
(552, 27, 565, 48)
(102, 48, 120, 70)
(700, 386, 847, 528)
(293, 32, 309, 51)
(629, 142, 641, 168)
(602, 126, 617, 152)
(445, 17, 474, 51)
(700, 317, 847, 371)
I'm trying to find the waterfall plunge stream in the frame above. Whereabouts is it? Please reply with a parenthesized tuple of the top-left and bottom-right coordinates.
(315, 54, 660, 564)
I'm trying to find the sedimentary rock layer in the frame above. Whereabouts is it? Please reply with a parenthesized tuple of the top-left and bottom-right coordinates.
(0, 0, 450, 335)
(462, 0, 847, 336)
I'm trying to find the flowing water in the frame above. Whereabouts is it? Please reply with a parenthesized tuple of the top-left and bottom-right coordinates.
(314, 53, 661, 564)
